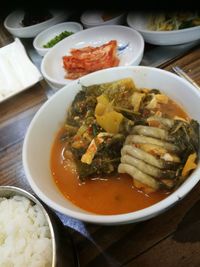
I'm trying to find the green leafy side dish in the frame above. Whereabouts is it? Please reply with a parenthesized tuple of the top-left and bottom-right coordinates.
(43, 31, 74, 48)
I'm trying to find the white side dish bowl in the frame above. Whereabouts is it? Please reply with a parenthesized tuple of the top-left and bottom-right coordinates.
(41, 25, 144, 89)
(127, 13, 200, 45)
(80, 10, 125, 28)
(4, 10, 70, 38)
(23, 66, 200, 225)
(33, 22, 83, 57)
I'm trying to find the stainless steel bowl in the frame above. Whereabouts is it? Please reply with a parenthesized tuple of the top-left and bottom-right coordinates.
(0, 185, 79, 267)
(0, 185, 56, 266)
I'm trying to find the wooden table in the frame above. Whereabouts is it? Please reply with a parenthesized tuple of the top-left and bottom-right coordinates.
(1, 18, 200, 267)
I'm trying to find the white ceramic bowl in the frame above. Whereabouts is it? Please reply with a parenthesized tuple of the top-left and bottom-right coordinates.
(41, 25, 144, 89)
(23, 66, 200, 225)
(127, 13, 200, 45)
(4, 10, 71, 38)
(80, 10, 125, 28)
(33, 22, 83, 57)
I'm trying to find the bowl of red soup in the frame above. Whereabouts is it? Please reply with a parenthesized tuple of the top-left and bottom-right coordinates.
(23, 66, 200, 225)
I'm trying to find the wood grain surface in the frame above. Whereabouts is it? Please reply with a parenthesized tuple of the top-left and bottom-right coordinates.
(1, 18, 200, 267)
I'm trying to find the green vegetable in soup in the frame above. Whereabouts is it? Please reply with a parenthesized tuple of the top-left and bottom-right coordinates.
(43, 30, 74, 48)
(60, 78, 199, 191)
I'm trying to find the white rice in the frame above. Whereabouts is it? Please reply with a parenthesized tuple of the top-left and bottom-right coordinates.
(0, 195, 52, 267)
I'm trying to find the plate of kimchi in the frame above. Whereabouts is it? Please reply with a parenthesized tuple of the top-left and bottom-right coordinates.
(41, 25, 144, 89)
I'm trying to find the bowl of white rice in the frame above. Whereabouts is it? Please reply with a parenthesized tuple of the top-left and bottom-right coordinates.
(0, 186, 56, 267)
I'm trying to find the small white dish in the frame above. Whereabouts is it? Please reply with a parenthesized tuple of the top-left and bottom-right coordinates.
(41, 25, 144, 89)
(0, 38, 42, 103)
(23, 66, 200, 225)
(4, 9, 71, 38)
(127, 12, 200, 45)
(80, 10, 125, 28)
(33, 22, 83, 57)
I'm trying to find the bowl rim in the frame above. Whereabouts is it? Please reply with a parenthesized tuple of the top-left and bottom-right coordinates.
(33, 21, 84, 53)
(80, 11, 125, 25)
(4, 9, 67, 32)
(0, 185, 57, 265)
(41, 25, 144, 87)
(127, 12, 200, 35)
(23, 65, 200, 224)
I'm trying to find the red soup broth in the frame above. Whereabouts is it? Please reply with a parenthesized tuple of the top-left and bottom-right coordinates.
(50, 95, 189, 215)
(51, 128, 168, 215)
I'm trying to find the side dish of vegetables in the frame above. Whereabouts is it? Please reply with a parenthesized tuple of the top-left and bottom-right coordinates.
(58, 78, 199, 194)
(147, 12, 200, 31)
(21, 9, 53, 27)
(43, 30, 74, 48)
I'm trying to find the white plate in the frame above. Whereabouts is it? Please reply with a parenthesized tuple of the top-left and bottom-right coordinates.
(127, 13, 200, 45)
(4, 9, 71, 38)
(33, 22, 83, 57)
(41, 25, 144, 89)
(0, 38, 42, 103)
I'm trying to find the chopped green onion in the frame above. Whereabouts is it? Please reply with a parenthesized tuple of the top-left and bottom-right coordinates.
(43, 31, 74, 48)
